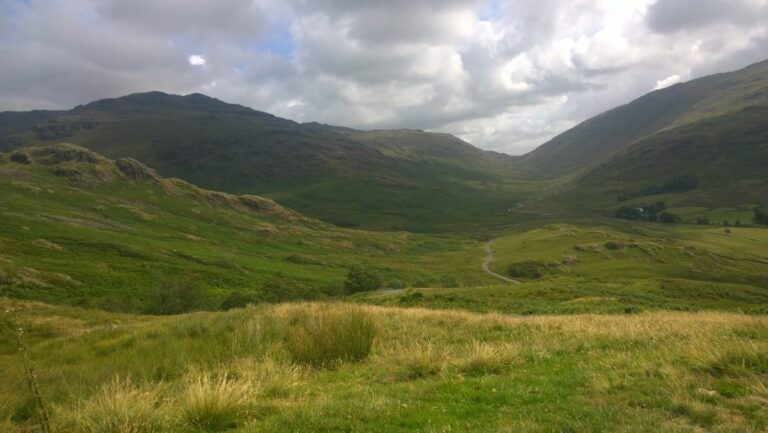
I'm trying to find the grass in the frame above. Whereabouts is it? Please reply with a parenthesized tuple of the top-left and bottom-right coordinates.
(284, 304, 375, 368)
(178, 375, 255, 432)
(0, 145, 499, 312)
(364, 222, 768, 315)
(2, 299, 768, 432)
(1, 110, 767, 432)
(61, 378, 165, 433)
(489, 223, 768, 287)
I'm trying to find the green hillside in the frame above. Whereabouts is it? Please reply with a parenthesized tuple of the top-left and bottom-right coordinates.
(0, 93, 527, 231)
(517, 59, 768, 179)
(0, 143, 497, 312)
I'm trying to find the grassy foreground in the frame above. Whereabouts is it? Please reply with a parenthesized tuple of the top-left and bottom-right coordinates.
(2, 299, 768, 432)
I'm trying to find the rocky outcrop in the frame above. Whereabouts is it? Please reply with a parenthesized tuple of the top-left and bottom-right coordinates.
(114, 158, 159, 181)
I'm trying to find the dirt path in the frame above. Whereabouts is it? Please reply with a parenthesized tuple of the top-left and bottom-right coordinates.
(482, 240, 520, 284)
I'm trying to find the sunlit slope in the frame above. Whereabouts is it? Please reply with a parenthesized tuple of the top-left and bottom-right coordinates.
(366, 223, 768, 315)
(0, 144, 494, 311)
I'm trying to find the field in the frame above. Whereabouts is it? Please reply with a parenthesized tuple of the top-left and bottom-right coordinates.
(2, 299, 768, 433)
(365, 223, 768, 315)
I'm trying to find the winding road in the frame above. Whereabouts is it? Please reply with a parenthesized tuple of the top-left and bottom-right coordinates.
(482, 240, 520, 284)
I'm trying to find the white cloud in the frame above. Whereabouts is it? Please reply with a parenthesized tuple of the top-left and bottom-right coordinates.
(1, 0, 767, 155)
(654, 74, 682, 90)
(188, 54, 206, 66)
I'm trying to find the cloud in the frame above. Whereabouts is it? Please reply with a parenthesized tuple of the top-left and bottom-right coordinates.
(654, 74, 682, 89)
(188, 55, 207, 66)
(1, 0, 767, 155)
(646, 0, 767, 34)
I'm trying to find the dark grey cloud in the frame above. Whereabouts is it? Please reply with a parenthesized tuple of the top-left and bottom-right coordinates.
(646, 0, 766, 33)
(1, 0, 767, 154)
(96, 0, 268, 42)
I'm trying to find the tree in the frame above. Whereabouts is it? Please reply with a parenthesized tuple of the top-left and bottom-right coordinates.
(220, 291, 256, 310)
(696, 217, 710, 225)
(152, 276, 203, 314)
(662, 175, 698, 192)
(344, 266, 383, 294)
(754, 206, 768, 225)
(647, 201, 666, 215)
(615, 206, 643, 220)
(659, 212, 682, 224)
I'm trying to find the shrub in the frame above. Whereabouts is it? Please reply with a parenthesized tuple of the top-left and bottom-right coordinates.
(754, 206, 768, 225)
(284, 305, 375, 368)
(10, 153, 30, 164)
(284, 254, 324, 266)
(177, 375, 255, 432)
(151, 276, 203, 314)
(662, 175, 698, 192)
(696, 217, 709, 225)
(614, 206, 643, 220)
(220, 291, 256, 311)
(344, 266, 383, 293)
(387, 278, 407, 290)
(659, 212, 682, 223)
(439, 275, 458, 288)
(398, 289, 424, 303)
(506, 261, 551, 279)
(604, 241, 624, 251)
(64, 378, 165, 433)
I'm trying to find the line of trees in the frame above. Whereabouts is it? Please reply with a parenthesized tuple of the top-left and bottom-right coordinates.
(614, 201, 682, 223)
(617, 175, 699, 202)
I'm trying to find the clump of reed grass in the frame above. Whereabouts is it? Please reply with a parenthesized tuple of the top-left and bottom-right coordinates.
(284, 304, 376, 368)
(457, 341, 517, 376)
(64, 378, 165, 433)
(177, 374, 255, 432)
(231, 358, 304, 398)
(394, 343, 447, 380)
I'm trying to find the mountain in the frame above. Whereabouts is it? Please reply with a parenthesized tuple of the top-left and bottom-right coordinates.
(0, 92, 525, 231)
(0, 143, 493, 311)
(517, 59, 768, 181)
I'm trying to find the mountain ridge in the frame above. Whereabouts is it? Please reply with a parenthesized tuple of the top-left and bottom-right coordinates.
(516, 59, 768, 179)
(0, 91, 527, 231)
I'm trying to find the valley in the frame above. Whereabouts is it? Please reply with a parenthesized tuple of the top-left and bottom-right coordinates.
(1, 58, 767, 432)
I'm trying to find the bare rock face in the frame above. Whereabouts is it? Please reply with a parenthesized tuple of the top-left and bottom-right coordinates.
(52, 166, 83, 180)
(30, 144, 102, 165)
(238, 195, 282, 213)
(114, 158, 159, 181)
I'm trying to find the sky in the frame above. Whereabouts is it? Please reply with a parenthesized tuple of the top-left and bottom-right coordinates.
(1, 0, 767, 154)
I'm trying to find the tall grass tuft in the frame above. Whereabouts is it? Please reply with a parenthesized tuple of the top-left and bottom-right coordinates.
(64, 378, 165, 433)
(394, 343, 447, 380)
(284, 305, 376, 368)
(457, 341, 517, 376)
(177, 374, 255, 432)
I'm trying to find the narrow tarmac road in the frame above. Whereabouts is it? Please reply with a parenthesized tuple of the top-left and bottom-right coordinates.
(482, 240, 521, 284)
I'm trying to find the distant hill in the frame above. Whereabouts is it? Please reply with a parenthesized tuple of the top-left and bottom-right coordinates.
(517, 59, 768, 182)
(0, 92, 525, 231)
